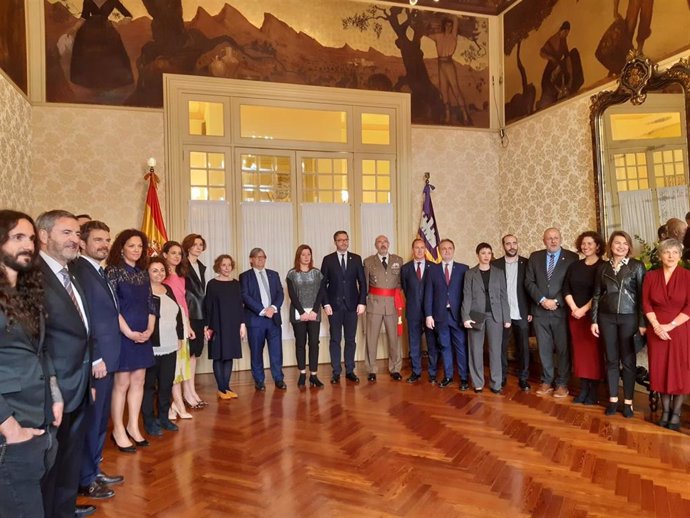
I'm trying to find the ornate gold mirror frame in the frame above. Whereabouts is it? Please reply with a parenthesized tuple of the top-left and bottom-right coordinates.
(590, 54, 690, 235)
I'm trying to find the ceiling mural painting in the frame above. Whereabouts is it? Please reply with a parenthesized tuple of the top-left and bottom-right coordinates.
(503, 0, 690, 124)
(45, 0, 490, 128)
(0, 0, 28, 93)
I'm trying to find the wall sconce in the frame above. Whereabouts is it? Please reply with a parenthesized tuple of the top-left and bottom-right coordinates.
(147, 157, 156, 172)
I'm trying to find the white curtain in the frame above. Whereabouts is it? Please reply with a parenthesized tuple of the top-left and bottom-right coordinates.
(187, 200, 232, 267)
(619, 190, 657, 246)
(300, 203, 351, 265)
(657, 185, 689, 224)
(360, 204, 395, 255)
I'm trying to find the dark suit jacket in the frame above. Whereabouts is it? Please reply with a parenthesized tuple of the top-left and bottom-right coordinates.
(401, 260, 433, 320)
(525, 248, 579, 317)
(461, 265, 511, 324)
(239, 268, 284, 327)
(40, 257, 92, 413)
(424, 261, 469, 323)
(0, 311, 55, 428)
(71, 257, 121, 372)
(320, 251, 366, 312)
(185, 261, 206, 321)
(492, 255, 530, 320)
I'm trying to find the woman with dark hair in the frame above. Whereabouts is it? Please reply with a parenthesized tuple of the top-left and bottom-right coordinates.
(591, 230, 646, 418)
(161, 241, 195, 417)
(204, 254, 245, 399)
(142, 257, 183, 436)
(106, 229, 155, 451)
(564, 231, 605, 404)
(643, 238, 690, 431)
(286, 244, 326, 388)
(181, 234, 207, 407)
(461, 242, 511, 394)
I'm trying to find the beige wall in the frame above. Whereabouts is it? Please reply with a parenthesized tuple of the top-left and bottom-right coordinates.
(410, 126, 501, 265)
(498, 94, 597, 255)
(31, 105, 165, 232)
(0, 72, 32, 211)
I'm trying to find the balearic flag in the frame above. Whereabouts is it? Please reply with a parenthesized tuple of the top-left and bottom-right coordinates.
(141, 164, 168, 256)
(417, 177, 441, 263)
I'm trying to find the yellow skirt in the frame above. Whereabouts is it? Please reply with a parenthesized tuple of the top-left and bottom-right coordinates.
(174, 339, 192, 383)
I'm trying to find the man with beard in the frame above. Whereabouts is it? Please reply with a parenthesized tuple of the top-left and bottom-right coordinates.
(493, 234, 532, 391)
(0, 210, 63, 518)
(37, 210, 94, 518)
(73, 221, 124, 501)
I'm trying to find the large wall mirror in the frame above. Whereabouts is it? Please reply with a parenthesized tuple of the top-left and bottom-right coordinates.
(590, 54, 690, 249)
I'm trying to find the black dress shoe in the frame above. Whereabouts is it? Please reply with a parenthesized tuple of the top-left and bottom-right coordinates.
(518, 380, 531, 392)
(390, 372, 402, 381)
(490, 388, 502, 395)
(460, 380, 470, 391)
(346, 372, 360, 383)
(330, 375, 340, 384)
(439, 377, 452, 388)
(110, 433, 136, 453)
(407, 373, 421, 383)
(96, 472, 124, 485)
(75, 505, 97, 517)
(367, 373, 377, 382)
(255, 382, 266, 391)
(78, 480, 114, 500)
(159, 419, 179, 432)
(144, 423, 163, 437)
(275, 380, 287, 390)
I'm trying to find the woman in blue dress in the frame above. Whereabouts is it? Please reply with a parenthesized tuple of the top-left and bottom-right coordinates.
(106, 229, 155, 452)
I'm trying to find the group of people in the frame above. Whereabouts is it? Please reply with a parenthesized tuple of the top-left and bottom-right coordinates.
(3, 207, 690, 518)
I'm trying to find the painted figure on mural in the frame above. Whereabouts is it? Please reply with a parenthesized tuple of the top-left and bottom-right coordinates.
(70, 0, 134, 89)
(537, 21, 583, 110)
(425, 18, 473, 125)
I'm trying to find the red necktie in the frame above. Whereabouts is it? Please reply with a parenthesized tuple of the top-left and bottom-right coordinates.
(445, 263, 451, 285)
(416, 262, 422, 281)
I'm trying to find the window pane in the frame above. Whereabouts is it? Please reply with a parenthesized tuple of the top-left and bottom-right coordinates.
(191, 169, 207, 185)
(361, 113, 391, 145)
(209, 170, 225, 186)
(334, 175, 347, 190)
(362, 160, 375, 175)
(191, 186, 208, 200)
(209, 187, 226, 201)
(208, 153, 224, 169)
(333, 159, 348, 175)
(617, 181, 627, 192)
(362, 176, 375, 190)
(377, 176, 390, 191)
(240, 105, 347, 143)
(317, 159, 333, 174)
(640, 179, 649, 189)
(303, 159, 314, 174)
(629, 180, 638, 190)
(674, 149, 684, 161)
(320, 191, 334, 203)
(190, 151, 206, 168)
(303, 190, 317, 203)
(377, 192, 390, 203)
(377, 160, 391, 174)
(610, 111, 682, 140)
(664, 150, 673, 162)
(304, 175, 316, 189)
(363, 191, 376, 203)
(188, 101, 224, 136)
(318, 176, 333, 190)
(339, 190, 349, 203)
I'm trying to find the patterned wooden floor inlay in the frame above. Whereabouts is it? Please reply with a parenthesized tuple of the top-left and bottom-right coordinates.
(88, 363, 690, 517)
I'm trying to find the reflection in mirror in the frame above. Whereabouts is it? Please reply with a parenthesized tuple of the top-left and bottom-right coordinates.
(590, 55, 690, 251)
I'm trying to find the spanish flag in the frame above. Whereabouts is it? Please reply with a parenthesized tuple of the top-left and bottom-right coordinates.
(141, 165, 168, 256)
(418, 177, 442, 263)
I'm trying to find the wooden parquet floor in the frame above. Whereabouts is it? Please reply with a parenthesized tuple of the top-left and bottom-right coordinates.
(86, 362, 690, 518)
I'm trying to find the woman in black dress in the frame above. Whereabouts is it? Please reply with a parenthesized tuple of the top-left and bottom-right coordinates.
(204, 254, 245, 400)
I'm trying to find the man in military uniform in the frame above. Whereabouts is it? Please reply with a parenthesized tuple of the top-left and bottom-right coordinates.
(363, 235, 404, 382)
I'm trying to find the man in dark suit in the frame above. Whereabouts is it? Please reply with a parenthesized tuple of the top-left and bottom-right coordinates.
(320, 230, 366, 384)
(525, 227, 578, 398)
(240, 247, 286, 391)
(493, 234, 532, 391)
(401, 238, 436, 383)
(424, 239, 469, 389)
(37, 210, 94, 518)
(0, 210, 62, 518)
(72, 221, 124, 501)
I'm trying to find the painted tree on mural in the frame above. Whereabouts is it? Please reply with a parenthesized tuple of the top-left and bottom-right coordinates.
(503, 0, 558, 122)
(343, 5, 482, 124)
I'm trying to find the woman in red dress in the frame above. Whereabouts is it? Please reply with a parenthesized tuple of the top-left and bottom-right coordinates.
(563, 231, 605, 404)
(643, 238, 690, 431)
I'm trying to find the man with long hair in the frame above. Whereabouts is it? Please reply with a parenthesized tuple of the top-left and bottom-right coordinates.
(0, 210, 63, 517)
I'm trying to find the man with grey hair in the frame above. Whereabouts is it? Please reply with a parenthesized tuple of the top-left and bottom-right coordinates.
(36, 210, 95, 518)
(363, 235, 404, 382)
(525, 227, 578, 398)
(239, 248, 286, 391)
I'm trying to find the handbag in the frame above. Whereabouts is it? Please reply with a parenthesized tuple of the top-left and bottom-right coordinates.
(469, 310, 487, 330)
(633, 330, 647, 354)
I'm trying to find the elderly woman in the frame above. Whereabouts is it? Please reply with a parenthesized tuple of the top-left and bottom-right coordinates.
(563, 231, 605, 404)
(643, 238, 690, 431)
(591, 231, 646, 418)
(461, 242, 511, 394)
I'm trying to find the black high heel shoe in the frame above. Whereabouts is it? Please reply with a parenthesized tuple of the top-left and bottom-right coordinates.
(298, 373, 306, 388)
(309, 375, 324, 388)
(125, 429, 150, 448)
(658, 410, 670, 428)
(668, 413, 682, 431)
(110, 433, 136, 453)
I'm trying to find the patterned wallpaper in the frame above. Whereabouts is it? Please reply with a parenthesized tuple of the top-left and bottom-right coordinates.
(498, 95, 597, 255)
(0, 72, 32, 211)
(31, 106, 165, 233)
(410, 126, 500, 265)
